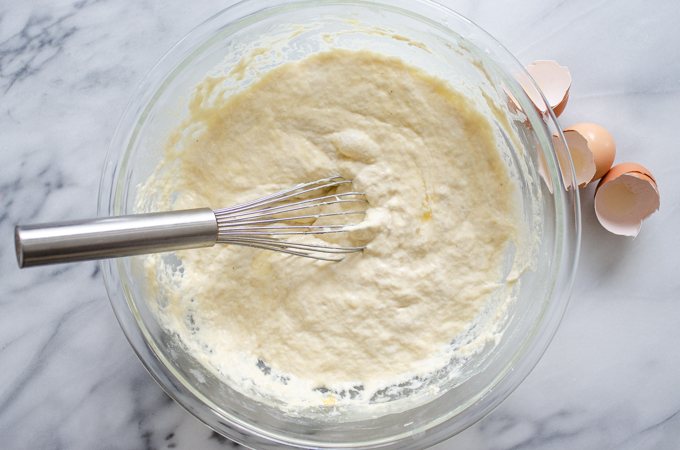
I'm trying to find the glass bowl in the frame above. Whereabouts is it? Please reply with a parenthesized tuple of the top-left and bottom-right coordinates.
(98, 0, 580, 448)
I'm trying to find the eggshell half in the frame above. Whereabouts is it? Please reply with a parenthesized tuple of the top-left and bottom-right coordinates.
(594, 163, 660, 237)
(536, 141, 554, 194)
(503, 84, 524, 116)
(553, 131, 595, 189)
(518, 61, 571, 118)
(564, 123, 616, 184)
(551, 134, 577, 190)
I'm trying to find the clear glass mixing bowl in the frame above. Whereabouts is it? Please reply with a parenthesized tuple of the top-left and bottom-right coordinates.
(98, 0, 580, 448)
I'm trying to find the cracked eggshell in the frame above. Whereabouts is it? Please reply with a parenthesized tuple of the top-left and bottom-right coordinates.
(563, 123, 617, 187)
(536, 142, 554, 194)
(503, 84, 524, 115)
(552, 131, 591, 189)
(550, 123, 617, 189)
(594, 163, 660, 237)
(550, 133, 577, 190)
(517, 60, 571, 118)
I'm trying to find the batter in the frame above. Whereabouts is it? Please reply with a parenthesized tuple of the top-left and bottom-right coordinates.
(137, 49, 519, 411)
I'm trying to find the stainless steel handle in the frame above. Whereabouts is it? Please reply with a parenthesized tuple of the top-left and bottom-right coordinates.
(15, 208, 218, 268)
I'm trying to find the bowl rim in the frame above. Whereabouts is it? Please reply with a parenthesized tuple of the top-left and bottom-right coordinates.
(98, 0, 581, 448)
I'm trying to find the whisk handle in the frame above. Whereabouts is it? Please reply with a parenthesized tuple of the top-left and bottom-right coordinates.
(15, 208, 217, 268)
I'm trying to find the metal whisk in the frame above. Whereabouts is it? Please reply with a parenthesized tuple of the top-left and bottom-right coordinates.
(15, 177, 367, 268)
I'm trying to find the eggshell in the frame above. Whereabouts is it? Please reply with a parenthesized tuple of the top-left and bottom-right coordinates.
(503, 84, 523, 115)
(594, 163, 660, 237)
(553, 131, 594, 189)
(517, 60, 571, 118)
(536, 141, 554, 193)
(564, 123, 616, 184)
(550, 134, 577, 190)
(598, 162, 657, 190)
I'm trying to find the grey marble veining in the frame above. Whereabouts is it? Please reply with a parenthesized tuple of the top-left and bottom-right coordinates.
(1, 0, 678, 449)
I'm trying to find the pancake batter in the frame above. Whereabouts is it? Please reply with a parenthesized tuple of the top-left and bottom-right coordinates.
(137, 49, 519, 410)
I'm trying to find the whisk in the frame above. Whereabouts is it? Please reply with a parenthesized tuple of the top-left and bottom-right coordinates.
(15, 177, 368, 267)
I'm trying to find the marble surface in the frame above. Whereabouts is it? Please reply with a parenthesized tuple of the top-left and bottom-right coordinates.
(1, 0, 678, 448)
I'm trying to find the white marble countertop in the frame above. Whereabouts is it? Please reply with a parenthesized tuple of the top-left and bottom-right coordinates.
(1, 0, 678, 448)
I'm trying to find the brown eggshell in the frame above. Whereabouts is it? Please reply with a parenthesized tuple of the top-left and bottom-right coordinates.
(551, 133, 577, 190)
(594, 163, 659, 237)
(554, 131, 595, 189)
(551, 90, 570, 118)
(524, 60, 572, 118)
(597, 162, 657, 188)
(564, 123, 616, 184)
(503, 84, 523, 115)
(536, 141, 554, 194)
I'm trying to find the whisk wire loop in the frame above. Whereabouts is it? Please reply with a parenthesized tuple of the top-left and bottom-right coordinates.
(214, 177, 367, 261)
